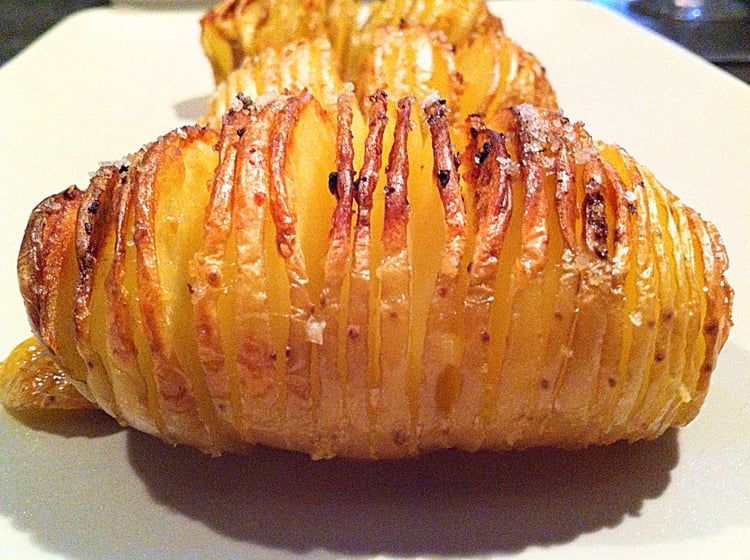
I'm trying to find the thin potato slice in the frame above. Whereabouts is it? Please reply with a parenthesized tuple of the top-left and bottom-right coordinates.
(375, 95, 415, 457)
(345, 91, 389, 457)
(201, 38, 346, 129)
(315, 90, 358, 456)
(416, 98, 469, 451)
(449, 126, 513, 451)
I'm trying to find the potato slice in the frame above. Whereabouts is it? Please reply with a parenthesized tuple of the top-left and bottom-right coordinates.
(354, 25, 463, 113)
(200, 0, 357, 84)
(374, 95, 415, 457)
(0, 338, 96, 411)
(201, 38, 346, 129)
(456, 32, 558, 118)
(344, 91, 389, 457)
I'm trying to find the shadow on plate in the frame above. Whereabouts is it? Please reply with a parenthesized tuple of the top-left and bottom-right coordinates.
(128, 427, 679, 556)
(5, 407, 121, 438)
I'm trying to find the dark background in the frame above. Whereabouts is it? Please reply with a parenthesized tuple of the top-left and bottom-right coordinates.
(1, 0, 749, 84)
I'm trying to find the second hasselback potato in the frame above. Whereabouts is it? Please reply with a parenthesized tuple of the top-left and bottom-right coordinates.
(198, 0, 557, 129)
(16, 90, 732, 458)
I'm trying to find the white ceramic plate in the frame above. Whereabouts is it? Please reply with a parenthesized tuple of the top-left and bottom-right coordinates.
(1, 2, 748, 558)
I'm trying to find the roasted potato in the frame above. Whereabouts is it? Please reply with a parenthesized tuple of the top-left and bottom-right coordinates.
(8, 92, 732, 458)
(199, 0, 556, 129)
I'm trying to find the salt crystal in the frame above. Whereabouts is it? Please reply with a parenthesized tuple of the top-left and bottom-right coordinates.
(256, 91, 279, 108)
(230, 94, 245, 112)
(305, 316, 326, 345)
(629, 311, 643, 327)
(421, 90, 443, 112)
(496, 156, 520, 175)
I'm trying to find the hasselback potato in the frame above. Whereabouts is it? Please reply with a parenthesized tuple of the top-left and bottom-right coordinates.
(199, 0, 557, 129)
(200, 0, 504, 86)
(11, 91, 732, 458)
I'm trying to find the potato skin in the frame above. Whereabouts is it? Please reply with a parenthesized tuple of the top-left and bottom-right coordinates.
(11, 93, 732, 458)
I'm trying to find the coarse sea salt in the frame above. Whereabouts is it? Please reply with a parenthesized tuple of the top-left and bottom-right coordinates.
(422, 90, 443, 112)
(305, 316, 326, 345)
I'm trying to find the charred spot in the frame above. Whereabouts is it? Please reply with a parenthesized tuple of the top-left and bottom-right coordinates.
(437, 286, 447, 297)
(187, 283, 194, 294)
(285, 346, 292, 358)
(662, 310, 674, 321)
(628, 203, 637, 214)
(86, 361, 94, 370)
(466, 261, 473, 273)
(384, 184, 395, 195)
(119, 164, 129, 174)
(87, 199, 101, 214)
(701, 361, 714, 374)
(653, 350, 666, 363)
(392, 429, 407, 446)
(540, 378, 550, 390)
(347, 325, 361, 340)
(207, 268, 222, 287)
(270, 351, 278, 362)
(236, 91, 253, 109)
(648, 319, 656, 329)
(328, 171, 339, 197)
(554, 310, 563, 320)
(583, 191, 608, 259)
(389, 310, 399, 320)
(236, 127, 246, 138)
(704, 321, 718, 335)
(475, 141, 492, 164)
(437, 169, 451, 187)
(84, 222, 92, 235)
(608, 377, 617, 388)
(480, 330, 490, 343)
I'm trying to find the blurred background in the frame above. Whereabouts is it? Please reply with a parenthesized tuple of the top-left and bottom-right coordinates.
(1, 0, 748, 83)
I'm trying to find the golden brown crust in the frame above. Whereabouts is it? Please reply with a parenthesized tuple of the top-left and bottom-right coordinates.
(74, 166, 121, 418)
(18, 186, 83, 362)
